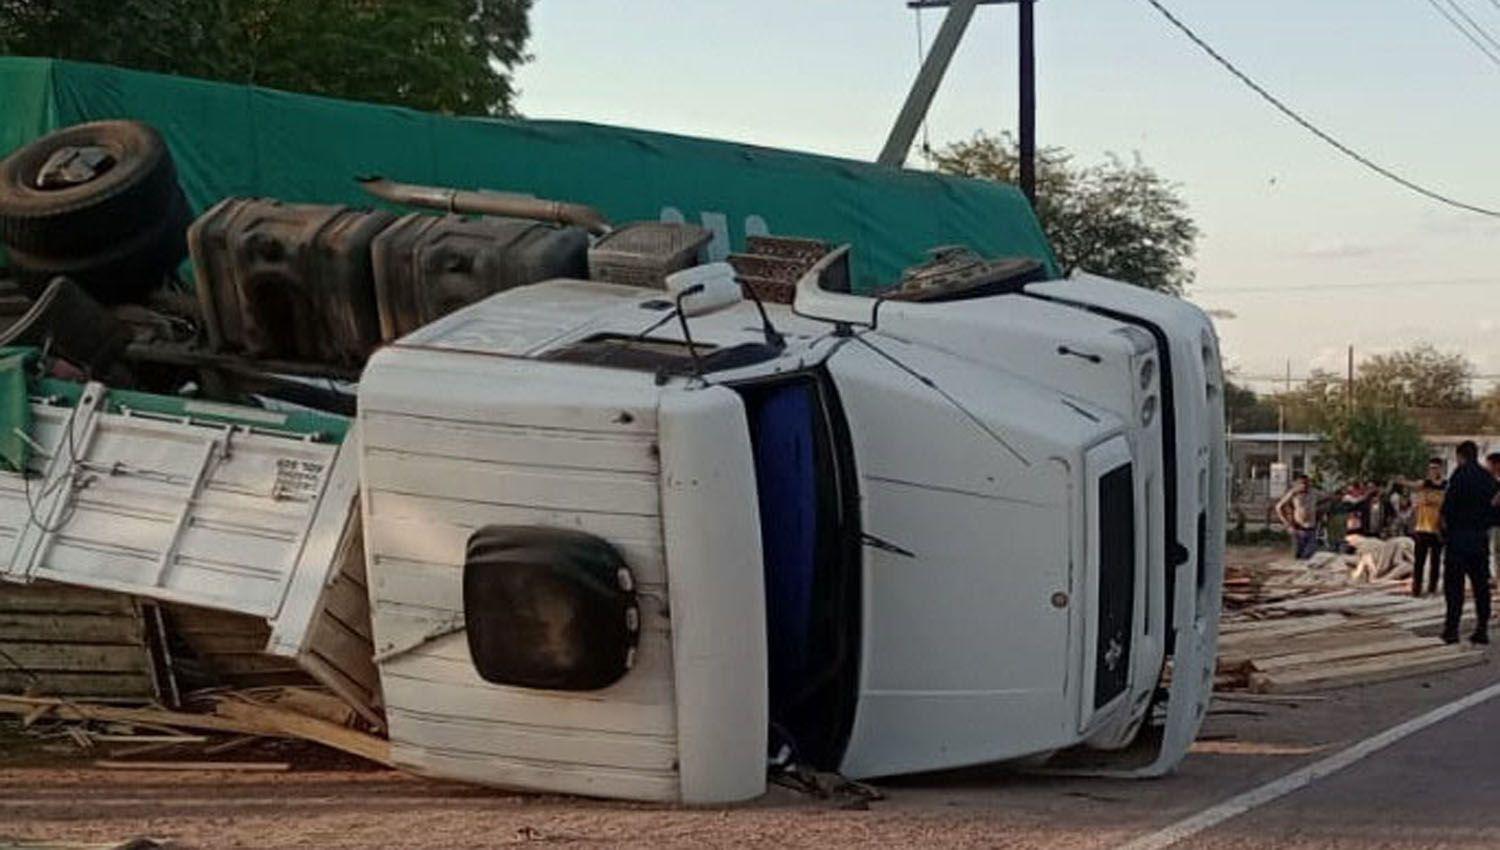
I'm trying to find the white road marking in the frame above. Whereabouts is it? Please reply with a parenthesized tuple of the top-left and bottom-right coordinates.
(1116, 680, 1500, 850)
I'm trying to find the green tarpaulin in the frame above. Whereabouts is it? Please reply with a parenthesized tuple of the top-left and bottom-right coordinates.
(0, 57, 1056, 292)
(0, 347, 34, 473)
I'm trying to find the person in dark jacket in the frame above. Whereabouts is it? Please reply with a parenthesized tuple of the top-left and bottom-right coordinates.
(1440, 441, 1499, 644)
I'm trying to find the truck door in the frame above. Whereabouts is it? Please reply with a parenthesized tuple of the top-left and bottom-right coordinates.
(827, 337, 1084, 778)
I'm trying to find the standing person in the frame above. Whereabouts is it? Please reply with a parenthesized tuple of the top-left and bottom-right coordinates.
(1276, 474, 1321, 560)
(1387, 481, 1412, 538)
(1342, 482, 1374, 539)
(1440, 441, 1498, 645)
(1487, 452, 1500, 576)
(1411, 459, 1446, 598)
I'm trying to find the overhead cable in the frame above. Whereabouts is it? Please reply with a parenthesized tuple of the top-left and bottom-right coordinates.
(1139, 0, 1500, 218)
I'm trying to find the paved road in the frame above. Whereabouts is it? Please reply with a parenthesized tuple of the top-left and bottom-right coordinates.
(1180, 690, 1500, 849)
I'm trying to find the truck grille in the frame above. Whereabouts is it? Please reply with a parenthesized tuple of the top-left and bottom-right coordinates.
(1095, 464, 1136, 709)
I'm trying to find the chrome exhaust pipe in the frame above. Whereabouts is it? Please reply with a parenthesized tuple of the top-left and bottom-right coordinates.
(357, 176, 610, 235)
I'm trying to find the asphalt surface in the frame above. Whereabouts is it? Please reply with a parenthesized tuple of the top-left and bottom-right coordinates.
(1171, 686, 1500, 850)
(4, 546, 1500, 848)
(4, 653, 1500, 849)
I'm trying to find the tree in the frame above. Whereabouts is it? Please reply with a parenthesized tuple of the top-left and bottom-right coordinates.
(1272, 368, 1345, 433)
(1483, 385, 1500, 430)
(932, 132, 1198, 295)
(1224, 378, 1279, 432)
(1271, 345, 1479, 433)
(1320, 405, 1428, 483)
(1354, 343, 1473, 409)
(0, 0, 533, 116)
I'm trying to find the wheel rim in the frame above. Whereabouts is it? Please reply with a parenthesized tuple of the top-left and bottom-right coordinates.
(34, 145, 117, 190)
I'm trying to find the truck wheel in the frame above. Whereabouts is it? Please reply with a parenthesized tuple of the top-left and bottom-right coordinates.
(0, 121, 183, 260)
(463, 526, 640, 691)
(8, 190, 191, 304)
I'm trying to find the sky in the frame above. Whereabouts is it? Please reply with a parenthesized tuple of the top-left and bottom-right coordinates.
(513, 0, 1500, 391)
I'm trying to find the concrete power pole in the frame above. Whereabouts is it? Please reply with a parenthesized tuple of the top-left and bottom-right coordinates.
(1346, 345, 1355, 410)
(1017, 0, 1036, 205)
(885, 0, 1039, 206)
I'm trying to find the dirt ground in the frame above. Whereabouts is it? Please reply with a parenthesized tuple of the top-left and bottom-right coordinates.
(2, 544, 1494, 850)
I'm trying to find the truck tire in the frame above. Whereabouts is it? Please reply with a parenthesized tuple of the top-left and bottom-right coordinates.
(8, 190, 191, 304)
(0, 121, 182, 260)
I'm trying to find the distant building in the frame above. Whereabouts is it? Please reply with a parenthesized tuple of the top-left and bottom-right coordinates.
(1229, 433, 1324, 525)
(1228, 431, 1500, 528)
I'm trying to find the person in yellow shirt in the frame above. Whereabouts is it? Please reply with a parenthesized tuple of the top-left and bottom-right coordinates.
(1410, 458, 1446, 597)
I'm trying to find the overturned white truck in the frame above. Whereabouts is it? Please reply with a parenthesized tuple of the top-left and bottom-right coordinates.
(0, 110, 1221, 803)
(357, 247, 1226, 802)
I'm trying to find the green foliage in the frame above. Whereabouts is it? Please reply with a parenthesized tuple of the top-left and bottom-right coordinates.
(0, 0, 533, 115)
(932, 132, 1198, 295)
(1224, 377, 1280, 432)
(1274, 368, 1345, 433)
(1356, 343, 1473, 409)
(1271, 344, 1478, 433)
(1483, 384, 1500, 430)
(1321, 404, 1428, 483)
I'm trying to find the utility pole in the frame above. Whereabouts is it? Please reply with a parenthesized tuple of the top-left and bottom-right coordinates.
(1277, 358, 1289, 465)
(888, 1, 1040, 205)
(1346, 345, 1355, 410)
(1017, 0, 1036, 205)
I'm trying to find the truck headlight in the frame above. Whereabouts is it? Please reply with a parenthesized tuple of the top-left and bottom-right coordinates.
(1141, 395, 1158, 426)
(1139, 358, 1156, 391)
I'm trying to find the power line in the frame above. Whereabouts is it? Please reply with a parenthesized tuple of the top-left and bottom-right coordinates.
(1422, 0, 1500, 67)
(1139, 0, 1500, 218)
(1201, 275, 1499, 295)
(1445, 0, 1500, 53)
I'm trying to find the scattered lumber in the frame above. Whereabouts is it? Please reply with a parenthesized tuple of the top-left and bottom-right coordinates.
(1248, 645, 1484, 694)
(93, 760, 291, 772)
(0, 685, 393, 768)
(1218, 550, 1493, 694)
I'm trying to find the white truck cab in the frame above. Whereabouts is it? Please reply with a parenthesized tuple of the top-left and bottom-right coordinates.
(355, 251, 1225, 802)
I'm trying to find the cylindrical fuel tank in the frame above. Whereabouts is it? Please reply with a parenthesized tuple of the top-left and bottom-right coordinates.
(188, 198, 395, 366)
(370, 213, 589, 341)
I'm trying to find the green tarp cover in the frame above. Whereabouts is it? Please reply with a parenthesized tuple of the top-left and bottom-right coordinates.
(0, 346, 34, 472)
(0, 57, 1057, 292)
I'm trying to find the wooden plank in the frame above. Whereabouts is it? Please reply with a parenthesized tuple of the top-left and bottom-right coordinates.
(320, 576, 373, 641)
(0, 695, 392, 765)
(1219, 614, 1348, 642)
(166, 604, 271, 635)
(0, 583, 137, 615)
(1217, 626, 1402, 667)
(263, 687, 358, 726)
(174, 632, 271, 654)
(94, 760, 291, 772)
(305, 615, 377, 686)
(1255, 589, 1365, 611)
(1248, 646, 1484, 693)
(0, 671, 154, 698)
(0, 613, 144, 644)
(1249, 636, 1439, 673)
(212, 698, 392, 765)
(0, 642, 149, 672)
(91, 734, 208, 744)
(194, 652, 305, 676)
(298, 651, 383, 729)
